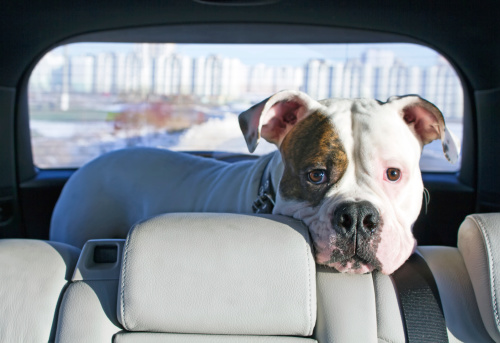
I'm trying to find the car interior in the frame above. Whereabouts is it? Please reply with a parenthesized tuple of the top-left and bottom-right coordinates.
(1, 1, 499, 342)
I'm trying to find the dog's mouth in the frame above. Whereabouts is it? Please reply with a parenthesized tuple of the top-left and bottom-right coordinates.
(327, 260, 374, 274)
(324, 252, 379, 274)
(310, 200, 383, 273)
(313, 232, 383, 274)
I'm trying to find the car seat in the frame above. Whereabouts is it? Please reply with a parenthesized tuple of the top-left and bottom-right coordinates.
(52, 211, 497, 342)
(3, 146, 499, 342)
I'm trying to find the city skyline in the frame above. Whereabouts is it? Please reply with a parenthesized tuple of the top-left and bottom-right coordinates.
(29, 43, 463, 119)
(53, 42, 444, 68)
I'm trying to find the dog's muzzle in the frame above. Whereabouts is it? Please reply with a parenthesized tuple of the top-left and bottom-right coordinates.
(332, 201, 380, 237)
(328, 201, 382, 268)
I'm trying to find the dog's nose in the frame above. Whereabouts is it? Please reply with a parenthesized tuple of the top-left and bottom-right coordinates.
(333, 201, 380, 237)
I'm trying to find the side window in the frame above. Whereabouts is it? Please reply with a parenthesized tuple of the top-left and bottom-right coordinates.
(29, 43, 463, 171)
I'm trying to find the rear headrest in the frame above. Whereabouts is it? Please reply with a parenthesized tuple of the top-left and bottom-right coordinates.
(458, 213, 500, 342)
(117, 213, 316, 336)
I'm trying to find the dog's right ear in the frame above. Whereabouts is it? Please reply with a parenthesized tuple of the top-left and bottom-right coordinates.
(238, 90, 321, 153)
(387, 95, 460, 164)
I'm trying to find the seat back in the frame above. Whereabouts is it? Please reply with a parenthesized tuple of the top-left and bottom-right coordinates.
(56, 213, 317, 342)
(0, 239, 80, 342)
(458, 213, 500, 342)
(53, 212, 500, 342)
(315, 244, 495, 342)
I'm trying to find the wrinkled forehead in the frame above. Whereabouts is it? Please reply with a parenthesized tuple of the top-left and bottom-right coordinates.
(320, 98, 421, 162)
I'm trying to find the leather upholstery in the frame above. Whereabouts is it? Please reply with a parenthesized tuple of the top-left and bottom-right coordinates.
(314, 244, 496, 342)
(114, 333, 316, 342)
(458, 213, 500, 342)
(315, 268, 407, 343)
(55, 240, 125, 342)
(56, 214, 316, 342)
(418, 246, 493, 342)
(48, 209, 500, 342)
(372, 271, 407, 342)
(117, 213, 316, 336)
(46, 207, 500, 343)
(0, 239, 80, 342)
(56, 280, 122, 343)
(315, 268, 381, 342)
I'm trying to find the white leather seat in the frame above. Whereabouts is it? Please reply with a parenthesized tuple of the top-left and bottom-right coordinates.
(55, 213, 317, 342)
(7, 146, 500, 341)
(0, 239, 80, 342)
(457, 213, 500, 342)
(52, 211, 500, 342)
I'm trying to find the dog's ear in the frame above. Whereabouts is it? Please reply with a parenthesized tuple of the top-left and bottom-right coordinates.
(238, 90, 320, 153)
(387, 95, 460, 163)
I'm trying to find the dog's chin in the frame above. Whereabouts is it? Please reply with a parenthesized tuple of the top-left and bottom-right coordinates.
(313, 238, 380, 274)
(317, 256, 376, 274)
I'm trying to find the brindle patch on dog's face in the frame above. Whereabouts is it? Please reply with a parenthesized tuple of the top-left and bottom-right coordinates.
(279, 111, 348, 207)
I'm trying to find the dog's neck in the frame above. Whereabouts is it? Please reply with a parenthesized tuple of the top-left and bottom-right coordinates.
(267, 151, 284, 197)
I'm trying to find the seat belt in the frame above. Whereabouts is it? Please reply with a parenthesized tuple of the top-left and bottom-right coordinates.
(391, 253, 449, 343)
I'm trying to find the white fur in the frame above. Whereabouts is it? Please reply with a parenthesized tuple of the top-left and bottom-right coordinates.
(269, 97, 443, 274)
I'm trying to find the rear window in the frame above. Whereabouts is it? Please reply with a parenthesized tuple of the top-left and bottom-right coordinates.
(28, 43, 463, 171)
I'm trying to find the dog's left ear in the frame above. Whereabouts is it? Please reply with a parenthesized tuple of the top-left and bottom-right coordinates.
(388, 95, 460, 163)
(238, 90, 321, 153)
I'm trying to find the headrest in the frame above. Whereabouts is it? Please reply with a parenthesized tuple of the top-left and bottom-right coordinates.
(117, 213, 316, 336)
(458, 213, 500, 342)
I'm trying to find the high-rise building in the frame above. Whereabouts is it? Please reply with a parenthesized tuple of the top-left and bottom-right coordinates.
(192, 56, 206, 97)
(362, 49, 395, 68)
(248, 63, 275, 96)
(155, 53, 194, 96)
(220, 57, 247, 98)
(123, 52, 141, 93)
(329, 62, 344, 98)
(30, 43, 464, 119)
(115, 53, 128, 94)
(70, 55, 96, 93)
(204, 55, 223, 97)
(30, 51, 65, 92)
(95, 52, 117, 94)
(407, 66, 423, 95)
(304, 59, 331, 100)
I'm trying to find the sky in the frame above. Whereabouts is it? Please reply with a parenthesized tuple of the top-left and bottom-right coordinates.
(54, 42, 443, 68)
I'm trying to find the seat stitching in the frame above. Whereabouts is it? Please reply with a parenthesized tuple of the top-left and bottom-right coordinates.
(120, 228, 133, 331)
(472, 215, 500, 329)
(371, 272, 381, 341)
(305, 239, 313, 336)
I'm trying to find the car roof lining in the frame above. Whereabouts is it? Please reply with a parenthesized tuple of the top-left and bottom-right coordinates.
(63, 23, 423, 45)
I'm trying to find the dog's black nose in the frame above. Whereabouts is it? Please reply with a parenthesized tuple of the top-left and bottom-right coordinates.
(333, 201, 380, 237)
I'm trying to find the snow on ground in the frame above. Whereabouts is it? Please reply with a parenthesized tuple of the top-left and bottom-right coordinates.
(30, 116, 462, 171)
(173, 113, 276, 154)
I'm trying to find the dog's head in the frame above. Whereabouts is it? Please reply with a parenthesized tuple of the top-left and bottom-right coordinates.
(239, 90, 459, 274)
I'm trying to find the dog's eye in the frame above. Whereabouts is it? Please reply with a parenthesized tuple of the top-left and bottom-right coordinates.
(307, 169, 327, 184)
(386, 168, 401, 182)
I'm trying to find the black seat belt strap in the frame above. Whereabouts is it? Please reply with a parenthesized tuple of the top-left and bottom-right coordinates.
(391, 253, 449, 343)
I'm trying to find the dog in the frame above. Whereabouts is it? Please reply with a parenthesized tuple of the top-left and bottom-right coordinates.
(237, 90, 459, 274)
(51, 90, 459, 275)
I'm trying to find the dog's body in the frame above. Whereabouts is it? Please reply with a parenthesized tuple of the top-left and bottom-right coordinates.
(52, 90, 458, 274)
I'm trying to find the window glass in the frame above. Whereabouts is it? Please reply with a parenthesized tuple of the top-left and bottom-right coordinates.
(29, 43, 463, 171)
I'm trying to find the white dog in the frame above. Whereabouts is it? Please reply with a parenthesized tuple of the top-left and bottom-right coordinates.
(238, 90, 459, 274)
(51, 90, 459, 274)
